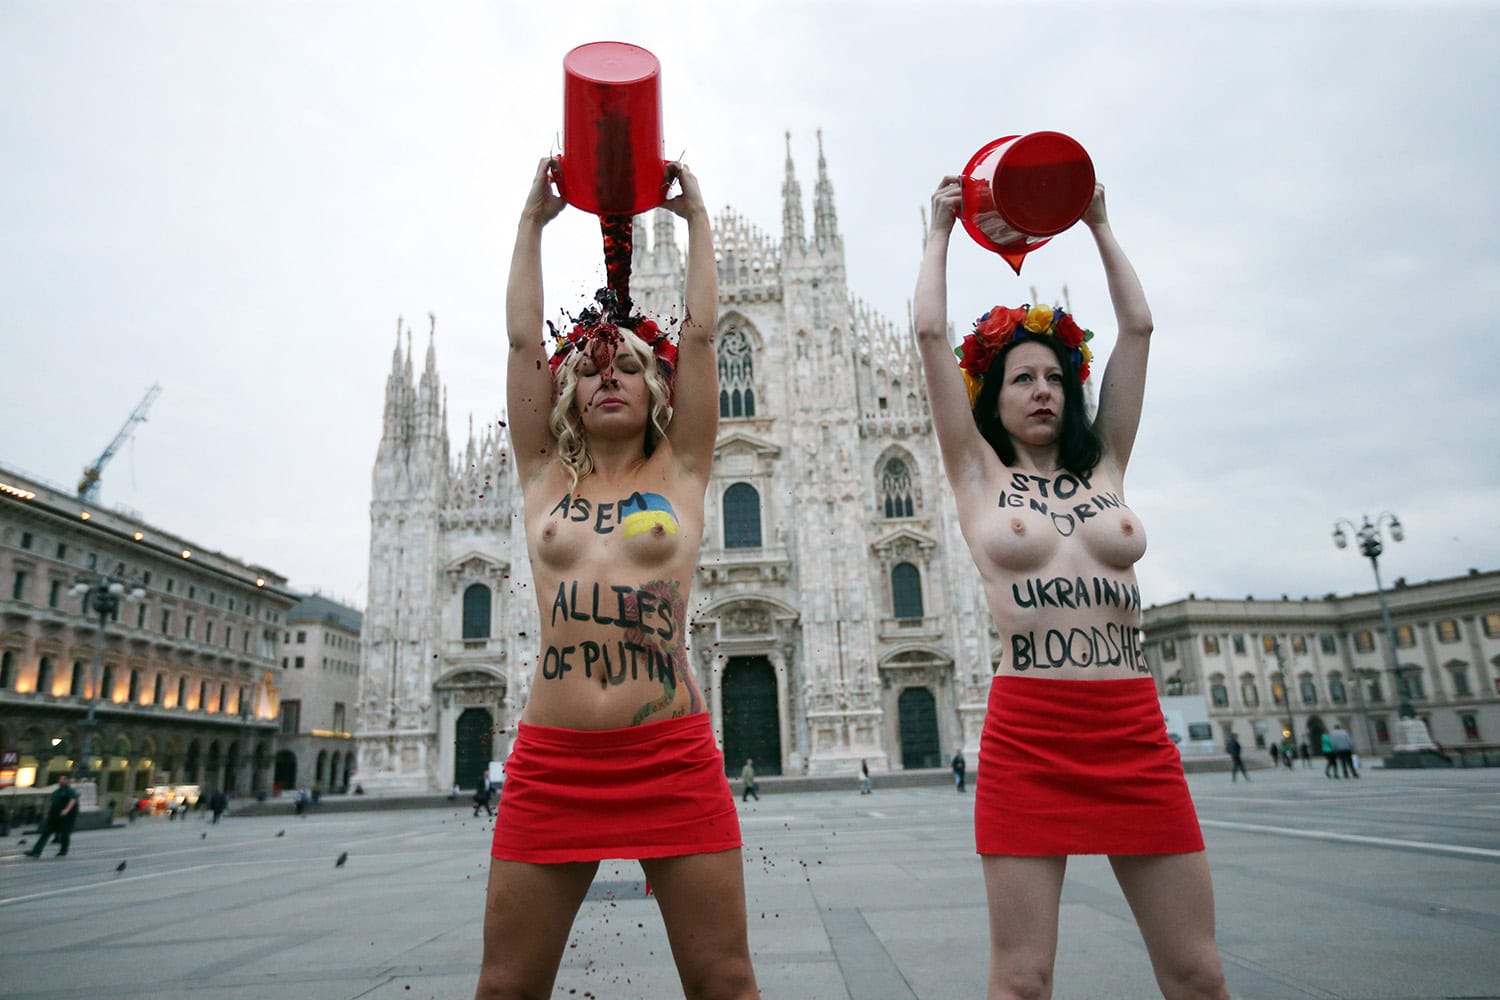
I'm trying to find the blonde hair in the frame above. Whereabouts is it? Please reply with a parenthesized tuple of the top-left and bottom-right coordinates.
(549, 325, 674, 492)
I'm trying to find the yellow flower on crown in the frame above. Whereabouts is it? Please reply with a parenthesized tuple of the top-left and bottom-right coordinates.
(962, 370, 983, 407)
(1023, 304, 1054, 334)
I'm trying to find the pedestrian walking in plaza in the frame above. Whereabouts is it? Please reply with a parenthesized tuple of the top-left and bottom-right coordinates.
(951, 749, 967, 793)
(26, 774, 80, 858)
(915, 176, 1229, 998)
(475, 159, 757, 1000)
(858, 759, 872, 795)
(1321, 731, 1338, 778)
(1227, 733, 1250, 782)
(473, 773, 495, 818)
(741, 758, 760, 802)
(210, 789, 228, 824)
(1329, 724, 1359, 778)
(1298, 741, 1312, 768)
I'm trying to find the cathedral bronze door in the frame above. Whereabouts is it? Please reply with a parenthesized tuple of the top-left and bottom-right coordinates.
(454, 708, 494, 789)
(722, 657, 780, 776)
(898, 687, 941, 769)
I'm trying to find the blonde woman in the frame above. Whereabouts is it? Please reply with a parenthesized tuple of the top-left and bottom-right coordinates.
(474, 158, 757, 1000)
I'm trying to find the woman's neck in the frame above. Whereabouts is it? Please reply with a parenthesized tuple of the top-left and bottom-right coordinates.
(584, 434, 649, 483)
(1010, 439, 1061, 475)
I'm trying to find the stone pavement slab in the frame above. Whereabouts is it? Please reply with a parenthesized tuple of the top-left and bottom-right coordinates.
(1, 768, 1498, 998)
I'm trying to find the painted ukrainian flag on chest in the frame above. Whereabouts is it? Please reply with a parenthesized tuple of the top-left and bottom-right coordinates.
(620, 493, 679, 539)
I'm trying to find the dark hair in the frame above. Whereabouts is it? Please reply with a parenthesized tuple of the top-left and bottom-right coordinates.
(971, 332, 1102, 476)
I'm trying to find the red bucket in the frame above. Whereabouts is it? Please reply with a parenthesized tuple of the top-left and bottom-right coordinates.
(959, 132, 1095, 274)
(557, 41, 667, 216)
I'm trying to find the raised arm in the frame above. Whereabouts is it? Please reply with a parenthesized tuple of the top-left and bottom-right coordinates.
(506, 157, 567, 485)
(661, 162, 719, 477)
(1085, 184, 1154, 476)
(914, 177, 994, 498)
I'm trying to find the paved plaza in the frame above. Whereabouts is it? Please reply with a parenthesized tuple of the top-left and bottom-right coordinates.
(2, 766, 1499, 999)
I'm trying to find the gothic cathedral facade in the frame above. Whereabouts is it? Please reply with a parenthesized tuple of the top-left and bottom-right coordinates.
(354, 137, 996, 793)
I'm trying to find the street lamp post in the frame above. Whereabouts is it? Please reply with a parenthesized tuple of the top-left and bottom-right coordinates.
(1331, 513, 1411, 719)
(237, 687, 254, 796)
(1330, 511, 1447, 762)
(1270, 636, 1295, 752)
(68, 575, 146, 784)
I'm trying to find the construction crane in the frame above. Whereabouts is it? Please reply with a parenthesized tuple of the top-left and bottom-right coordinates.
(77, 384, 163, 503)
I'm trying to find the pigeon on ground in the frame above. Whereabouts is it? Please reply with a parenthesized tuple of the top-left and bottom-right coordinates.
(201, 832, 207, 839)
(275, 830, 285, 838)
(335, 852, 348, 868)
(115, 861, 127, 872)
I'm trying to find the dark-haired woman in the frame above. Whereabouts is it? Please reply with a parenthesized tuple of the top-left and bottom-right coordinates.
(914, 177, 1229, 1000)
(474, 157, 757, 999)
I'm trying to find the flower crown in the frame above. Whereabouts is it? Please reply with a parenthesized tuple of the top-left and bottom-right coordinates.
(547, 288, 678, 384)
(955, 304, 1094, 406)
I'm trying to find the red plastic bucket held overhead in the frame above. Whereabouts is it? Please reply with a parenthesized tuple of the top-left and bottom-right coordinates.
(557, 41, 667, 216)
(959, 131, 1095, 274)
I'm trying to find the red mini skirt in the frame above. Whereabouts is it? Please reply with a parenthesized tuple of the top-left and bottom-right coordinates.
(490, 712, 741, 864)
(975, 675, 1204, 856)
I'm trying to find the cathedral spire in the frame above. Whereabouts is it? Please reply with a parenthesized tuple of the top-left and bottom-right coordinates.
(782, 130, 805, 250)
(632, 214, 649, 272)
(813, 127, 839, 248)
(380, 316, 408, 450)
(652, 206, 677, 267)
(425, 312, 438, 376)
(417, 313, 442, 446)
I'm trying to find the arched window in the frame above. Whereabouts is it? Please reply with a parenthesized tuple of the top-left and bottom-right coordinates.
(462, 584, 492, 640)
(1398, 667, 1425, 701)
(718, 329, 756, 418)
(1299, 675, 1318, 705)
(70, 660, 85, 696)
(152, 673, 165, 706)
(37, 657, 53, 696)
(101, 665, 115, 701)
(1270, 673, 1287, 706)
(892, 563, 924, 619)
(1210, 679, 1230, 707)
(1328, 674, 1347, 704)
(1239, 674, 1260, 707)
(128, 669, 140, 703)
(879, 458, 916, 518)
(177, 676, 188, 708)
(723, 483, 762, 549)
(0, 650, 12, 690)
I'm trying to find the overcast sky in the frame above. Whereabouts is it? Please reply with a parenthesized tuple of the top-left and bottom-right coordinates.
(2, 1, 1497, 610)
